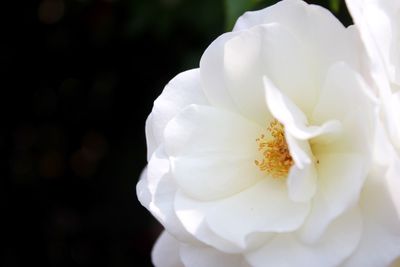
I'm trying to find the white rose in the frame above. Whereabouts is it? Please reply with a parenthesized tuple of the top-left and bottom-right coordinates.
(137, 0, 400, 266)
(345, 0, 400, 150)
(344, 1, 400, 265)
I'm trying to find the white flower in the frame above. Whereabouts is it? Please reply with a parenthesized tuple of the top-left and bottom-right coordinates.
(345, 0, 400, 150)
(137, 0, 400, 266)
(344, 1, 400, 265)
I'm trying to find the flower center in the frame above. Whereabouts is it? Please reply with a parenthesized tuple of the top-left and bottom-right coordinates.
(254, 119, 294, 178)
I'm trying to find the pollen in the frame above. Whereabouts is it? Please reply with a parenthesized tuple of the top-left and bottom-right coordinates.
(255, 119, 294, 179)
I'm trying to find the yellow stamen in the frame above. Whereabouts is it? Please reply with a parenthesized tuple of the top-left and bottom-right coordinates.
(255, 119, 293, 178)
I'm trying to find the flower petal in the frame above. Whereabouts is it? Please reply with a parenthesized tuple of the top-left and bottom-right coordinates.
(206, 179, 309, 247)
(180, 243, 250, 267)
(150, 69, 209, 150)
(233, 0, 309, 32)
(311, 62, 375, 155)
(145, 114, 158, 161)
(245, 207, 362, 267)
(386, 90, 400, 150)
(201, 21, 318, 124)
(223, 23, 313, 123)
(287, 161, 317, 203)
(174, 190, 244, 253)
(263, 76, 342, 141)
(285, 132, 313, 169)
(137, 168, 151, 208)
(387, 155, 400, 218)
(137, 146, 193, 242)
(346, 0, 400, 150)
(175, 179, 310, 250)
(199, 31, 241, 112)
(234, 0, 360, 74)
(234, 0, 362, 90)
(164, 105, 264, 201)
(345, 0, 400, 85)
(220, 25, 276, 124)
(152, 231, 185, 267)
(298, 153, 366, 243)
(342, 168, 400, 267)
(312, 62, 375, 125)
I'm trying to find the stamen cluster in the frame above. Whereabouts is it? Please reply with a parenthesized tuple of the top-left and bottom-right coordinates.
(255, 119, 294, 178)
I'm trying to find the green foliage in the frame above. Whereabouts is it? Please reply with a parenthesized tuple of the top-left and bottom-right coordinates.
(329, 0, 341, 13)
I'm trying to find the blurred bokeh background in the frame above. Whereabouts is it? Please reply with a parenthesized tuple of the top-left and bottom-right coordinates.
(1, 0, 351, 266)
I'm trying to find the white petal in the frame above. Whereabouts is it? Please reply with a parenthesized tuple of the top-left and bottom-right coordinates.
(164, 105, 264, 201)
(174, 190, 243, 253)
(137, 146, 193, 242)
(393, 91, 400, 148)
(312, 108, 373, 159)
(243, 24, 316, 117)
(234, 0, 360, 78)
(180, 244, 249, 267)
(345, 0, 400, 85)
(152, 231, 250, 267)
(387, 156, 400, 218)
(285, 132, 312, 169)
(345, 0, 400, 149)
(245, 207, 362, 267)
(136, 147, 169, 213)
(298, 153, 366, 243)
(287, 162, 317, 202)
(145, 146, 170, 195)
(233, 0, 309, 32)
(150, 69, 208, 148)
(145, 114, 158, 161)
(199, 31, 242, 112)
(223, 23, 313, 123)
(263, 76, 342, 141)
(343, 169, 400, 267)
(152, 231, 185, 267)
(171, 154, 263, 201)
(312, 62, 375, 125)
(137, 168, 151, 208)
(311, 62, 375, 155)
(175, 180, 310, 250)
(385, 90, 400, 150)
(201, 21, 318, 123)
(221, 26, 273, 125)
(372, 114, 398, 167)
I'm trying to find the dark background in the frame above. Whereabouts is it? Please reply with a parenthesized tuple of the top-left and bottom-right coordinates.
(1, 0, 351, 266)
